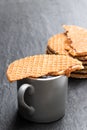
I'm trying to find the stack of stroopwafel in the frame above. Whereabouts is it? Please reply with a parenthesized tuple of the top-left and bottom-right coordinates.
(63, 25, 87, 78)
(46, 25, 87, 78)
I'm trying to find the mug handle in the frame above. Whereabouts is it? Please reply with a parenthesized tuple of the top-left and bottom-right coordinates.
(18, 84, 35, 115)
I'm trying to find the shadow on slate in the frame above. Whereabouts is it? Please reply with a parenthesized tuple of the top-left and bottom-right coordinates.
(7, 111, 64, 130)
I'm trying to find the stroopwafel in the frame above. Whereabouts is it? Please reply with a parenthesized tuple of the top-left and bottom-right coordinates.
(70, 73, 87, 78)
(47, 33, 68, 55)
(6, 54, 83, 82)
(75, 56, 87, 61)
(71, 69, 87, 74)
(63, 25, 87, 57)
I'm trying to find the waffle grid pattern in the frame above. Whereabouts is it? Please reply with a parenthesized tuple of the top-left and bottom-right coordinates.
(47, 33, 68, 55)
(63, 25, 87, 56)
(6, 54, 83, 82)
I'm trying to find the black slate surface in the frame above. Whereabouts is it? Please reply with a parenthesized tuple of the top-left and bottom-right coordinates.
(0, 0, 87, 130)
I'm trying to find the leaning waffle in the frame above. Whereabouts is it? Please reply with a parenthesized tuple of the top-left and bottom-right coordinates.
(63, 25, 87, 56)
(47, 33, 68, 55)
(6, 54, 83, 82)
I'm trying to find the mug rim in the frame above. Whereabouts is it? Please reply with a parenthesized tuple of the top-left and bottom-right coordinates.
(29, 75, 67, 81)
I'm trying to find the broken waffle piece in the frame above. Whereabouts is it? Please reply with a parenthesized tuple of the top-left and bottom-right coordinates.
(63, 25, 87, 56)
(6, 54, 84, 82)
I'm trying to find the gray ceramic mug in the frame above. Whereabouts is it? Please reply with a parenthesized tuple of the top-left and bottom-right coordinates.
(17, 75, 68, 123)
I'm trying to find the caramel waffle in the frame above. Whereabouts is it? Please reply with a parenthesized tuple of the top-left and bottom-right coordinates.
(82, 61, 87, 65)
(72, 69, 87, 74)
(63, 25, 87, 56)
(70, 73, 87, 78)
(47, 33, 68, 55)
(84, 65, 87, 69)
(75, 56, 87, 61)
(6, 54, 83, 82)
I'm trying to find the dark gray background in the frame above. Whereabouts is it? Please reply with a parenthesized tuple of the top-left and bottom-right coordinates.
(0, 0, 87, 130)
